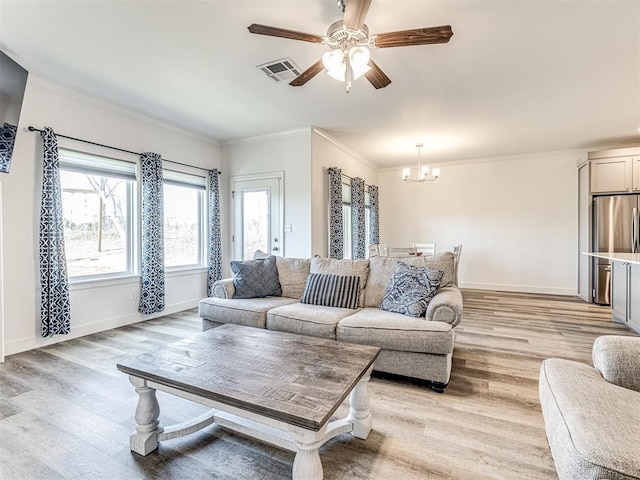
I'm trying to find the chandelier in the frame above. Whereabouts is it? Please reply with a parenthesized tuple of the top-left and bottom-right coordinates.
(321, 21, 373, 93)
(402, 143, 440, 183)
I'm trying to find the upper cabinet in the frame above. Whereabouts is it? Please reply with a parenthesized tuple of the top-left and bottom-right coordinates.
(589, 147, 640, 194)
(634, 156, 640, 193)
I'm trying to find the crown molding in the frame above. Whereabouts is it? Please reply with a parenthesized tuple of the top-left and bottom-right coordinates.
(221, 128, 311, 147)
(378, 144, 639, 173)
(312, 127, 379, 171)
(26, 75, 220, 146)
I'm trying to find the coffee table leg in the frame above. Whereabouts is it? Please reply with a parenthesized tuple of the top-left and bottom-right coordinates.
(291, 427, 325, 480)
(129, 376, 164, 455)
(348, 366, 373, 439)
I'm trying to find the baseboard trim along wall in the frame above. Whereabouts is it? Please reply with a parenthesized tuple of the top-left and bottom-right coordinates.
(459, 282, 577, 297)
(4, 299, 201, 357)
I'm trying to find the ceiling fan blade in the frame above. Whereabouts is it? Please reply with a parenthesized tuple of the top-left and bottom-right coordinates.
(247, 24, 324, 43)
(289, 60, 325, 87)
(343, 0, 372, 31)
(373, 25, 453, 48)
(364, 60, 391, 89)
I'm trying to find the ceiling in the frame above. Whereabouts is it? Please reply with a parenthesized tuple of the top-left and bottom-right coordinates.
(1, 0, 639, 168)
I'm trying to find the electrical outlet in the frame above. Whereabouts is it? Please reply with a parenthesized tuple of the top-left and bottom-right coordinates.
(130, 291, 138, 301)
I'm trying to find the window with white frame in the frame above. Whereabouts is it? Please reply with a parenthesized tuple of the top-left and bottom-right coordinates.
(341, 182, 371, 259)
(59, 149, 136, 279)
(163, 170, 206, 268)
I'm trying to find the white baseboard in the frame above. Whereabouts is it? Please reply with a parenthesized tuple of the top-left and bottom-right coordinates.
(4, 299, 201, 357)
(459, 281, 577, 296)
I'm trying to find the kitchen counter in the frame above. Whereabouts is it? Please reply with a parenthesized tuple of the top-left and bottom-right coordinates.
(583, 252, 640, 265)
(584, 252, 640, 334)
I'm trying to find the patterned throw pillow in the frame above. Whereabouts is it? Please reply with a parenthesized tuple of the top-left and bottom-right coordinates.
(230, 256, 282, 299)
(379, 262, 444, 317)
(300, 273, 361, 309)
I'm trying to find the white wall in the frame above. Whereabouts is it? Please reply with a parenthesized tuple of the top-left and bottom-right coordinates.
(2, 75, 220, 356)
(311, 129, 379, 257)
(221, 130, 313, 266)
(379, 151, 581, 295)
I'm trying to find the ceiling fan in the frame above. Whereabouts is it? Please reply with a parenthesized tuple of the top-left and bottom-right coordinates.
(248, 0, 453, 92)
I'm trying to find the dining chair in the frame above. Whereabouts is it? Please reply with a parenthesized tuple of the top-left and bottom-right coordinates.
(387, 246, 418, 257)
(413, 243, 436, 256)
(453, 244, 463, 285)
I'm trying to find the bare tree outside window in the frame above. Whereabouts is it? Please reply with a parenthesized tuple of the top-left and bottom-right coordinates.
(164, 184, 200, 267)
(61, 170, 129, 277)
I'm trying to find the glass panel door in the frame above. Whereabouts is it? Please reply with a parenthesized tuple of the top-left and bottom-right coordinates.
(232, 176, 282, 260)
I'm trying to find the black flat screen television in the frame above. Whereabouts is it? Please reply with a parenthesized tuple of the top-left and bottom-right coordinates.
(0, 51, 29, 174)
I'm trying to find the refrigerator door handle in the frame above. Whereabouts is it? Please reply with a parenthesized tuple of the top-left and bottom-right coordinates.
(633, 208, 638, 254)
(637, 208, 640, 253)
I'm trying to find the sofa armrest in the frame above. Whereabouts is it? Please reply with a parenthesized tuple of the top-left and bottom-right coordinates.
(211, 278, 235, 299)
(592, 335, 640, 392)
(425, 286, 463, 327)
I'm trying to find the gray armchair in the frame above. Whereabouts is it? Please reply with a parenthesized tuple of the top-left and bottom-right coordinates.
(539, 335, 640, 480)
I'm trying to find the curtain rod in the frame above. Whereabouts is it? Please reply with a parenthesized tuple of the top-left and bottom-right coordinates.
(27, 126, 220, 174)
(337, 171, 375, 189)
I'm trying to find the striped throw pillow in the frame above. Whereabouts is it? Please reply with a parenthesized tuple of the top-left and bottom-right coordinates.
(300, 273, 361, 309)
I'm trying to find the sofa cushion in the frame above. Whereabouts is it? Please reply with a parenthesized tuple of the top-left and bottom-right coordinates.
(337, 308, 454, 355)
(364, 253, 455, 308)
(539, 358, 640, 480)
(253, 250, 310, 299)
(230, 256, 281, 299)
(310, 256, 369, 307)
(380, 262, 443, 317)
(267, 303, 356, 339)
(198, 297, 297, 328)
(301, 273, 360, 309)
(276, 257, 311, 299)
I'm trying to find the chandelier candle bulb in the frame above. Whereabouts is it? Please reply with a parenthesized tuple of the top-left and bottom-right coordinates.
(432, 168, 440, 178)
(402, 168, 411, 180)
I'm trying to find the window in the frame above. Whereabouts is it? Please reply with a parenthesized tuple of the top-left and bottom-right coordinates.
(341, 182, 371, 259)
(59, 150, 136, 278)
(163, 170, 205, 268)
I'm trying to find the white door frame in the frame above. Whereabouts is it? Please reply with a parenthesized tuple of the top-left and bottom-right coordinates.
(229, 171, 284, 261)
(0, 182, 4, 362)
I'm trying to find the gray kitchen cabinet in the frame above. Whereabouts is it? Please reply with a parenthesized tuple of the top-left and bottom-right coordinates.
(588, 147, 640, 194)
(611, 260, 640, 334)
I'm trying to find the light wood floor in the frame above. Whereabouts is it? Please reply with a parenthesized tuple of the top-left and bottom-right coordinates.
(0, 290, 636, 479)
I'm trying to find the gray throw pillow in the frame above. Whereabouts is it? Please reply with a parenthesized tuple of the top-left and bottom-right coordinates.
(230, 256, 282, 299)
(379, 262, 443, 317)
(300, 273, 361, 309)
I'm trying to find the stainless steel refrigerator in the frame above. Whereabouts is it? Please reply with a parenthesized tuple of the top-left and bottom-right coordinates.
(592, 194, 640, 304)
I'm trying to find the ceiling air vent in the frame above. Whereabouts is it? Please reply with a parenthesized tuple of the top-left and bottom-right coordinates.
(257, 58, 301, 83)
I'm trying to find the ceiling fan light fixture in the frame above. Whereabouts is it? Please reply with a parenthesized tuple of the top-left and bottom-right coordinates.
(322, 49, 346, 81)
(348, 45, 371, 80)
(248, 0, 453, 90)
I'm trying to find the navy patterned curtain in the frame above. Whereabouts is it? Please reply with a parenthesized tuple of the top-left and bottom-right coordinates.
(328, 167, 344, 259)
(368, 184, 379, 245)
(139, 152, 165, 314)
(39, 127, 71, 337)
(0, 123, 17, 173)
(207, 169, 222, 296)
(351, 177, 366, 259)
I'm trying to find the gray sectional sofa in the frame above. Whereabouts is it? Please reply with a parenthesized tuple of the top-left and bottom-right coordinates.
(539, 335, 640, 480)
(198, 252, 463, 392)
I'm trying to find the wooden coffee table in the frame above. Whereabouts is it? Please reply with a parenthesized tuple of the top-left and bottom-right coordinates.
(117, 323, 380, 480)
